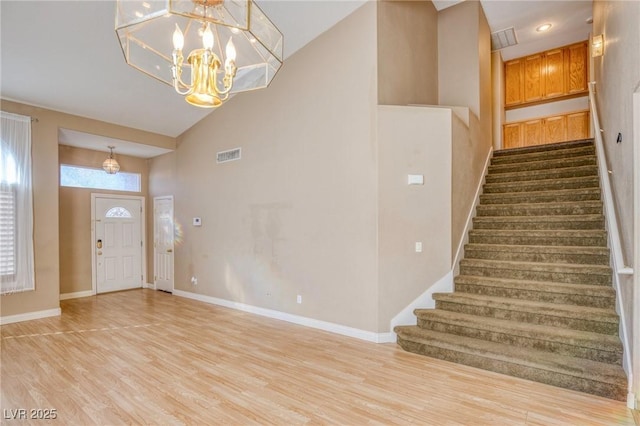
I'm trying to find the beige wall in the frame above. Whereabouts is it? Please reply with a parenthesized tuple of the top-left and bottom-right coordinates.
(59, 146, 150, 295)
(377, 106, 452, 329)
(0, 99, 173, 319)
(593, 0, 640, 395)
(491, 51, 504, 150)
(438, 1, 481, 115)
(377, 0, 438, 105)
(150, 3, 380, 331)
(438, 1, 493, 261)
(593, 0, 639, 268)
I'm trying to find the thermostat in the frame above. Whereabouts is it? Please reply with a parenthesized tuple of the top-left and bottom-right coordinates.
(193, 217, 202, 226)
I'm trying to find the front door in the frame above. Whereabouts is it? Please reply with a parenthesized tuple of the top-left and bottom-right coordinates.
(154, 196, 174, 292)
(94, 196, 143, 293)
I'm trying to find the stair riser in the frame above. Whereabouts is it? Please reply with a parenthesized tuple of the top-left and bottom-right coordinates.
(459, 265, 612, 285)
(483, 177, 600, 193)
(472, 219, 605, 231)
(463, 249, 610, 265)
(396, 337, 626, 401)
(434, 300, 619, 334)
(493, 140, 594, 157)
(480, 192, 601, 205)
(485, 167, 598, 184)
(415, 319, 621, 364)
(489, 157, 596, 174)
(491, 147, 595, 165)
(468, 235, 607, 247)
(476, 205, 603, 217)
(454, 284, 615, 308)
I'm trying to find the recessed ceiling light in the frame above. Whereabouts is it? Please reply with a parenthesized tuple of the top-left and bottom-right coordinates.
(536, 23, 552, 32)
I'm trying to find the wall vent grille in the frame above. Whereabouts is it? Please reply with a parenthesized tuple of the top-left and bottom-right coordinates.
(217, 148, 242, 163)
(491, 27, 518, 51)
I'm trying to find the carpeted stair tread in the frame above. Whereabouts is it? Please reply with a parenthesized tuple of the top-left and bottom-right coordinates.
(454, 275, 615, 308)
(463, 243, 610, 264)
(411, 310, 622, 355)
(431, 293, 619, 326)
(485, 164, 598, 184)
(492, 139, 594, 157)
(483, 175, 600, 194)
(480, 187, 601, 205)
(472, 214, 605, 230)
(468, 229, 607, 247)
(476, 200, 603, 217)
(459, 258, 611, 285)
(393, 327, 626, 400)
(490, 144, 595, 165)
(488, 154, 596, 175)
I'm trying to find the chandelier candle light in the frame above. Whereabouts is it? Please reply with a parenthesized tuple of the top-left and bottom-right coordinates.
(115, 0, 283, 108)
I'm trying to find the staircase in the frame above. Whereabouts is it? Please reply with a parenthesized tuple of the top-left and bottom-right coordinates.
(394, 139, 627, 401)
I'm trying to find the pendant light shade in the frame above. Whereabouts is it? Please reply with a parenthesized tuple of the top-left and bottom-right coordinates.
(103, 146, 120, 174)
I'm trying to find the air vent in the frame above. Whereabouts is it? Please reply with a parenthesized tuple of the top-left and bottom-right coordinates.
(217, 148, 241, 164)
(491, 27, 518, 51)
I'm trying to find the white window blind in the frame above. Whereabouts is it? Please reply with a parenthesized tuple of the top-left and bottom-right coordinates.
(0, 186, 16, 280)
(1, 111, 34, 294)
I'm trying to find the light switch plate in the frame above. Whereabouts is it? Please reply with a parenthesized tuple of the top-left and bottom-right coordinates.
(408, 174, 424, 185)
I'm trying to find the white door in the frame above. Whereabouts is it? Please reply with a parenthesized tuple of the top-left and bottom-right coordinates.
(154, 196, 174, 292)
(94, 196, 143, 293)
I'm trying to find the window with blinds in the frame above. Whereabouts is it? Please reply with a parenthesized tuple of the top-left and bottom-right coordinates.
(1, 111, 34, 294)
(0, 186, 16, 281)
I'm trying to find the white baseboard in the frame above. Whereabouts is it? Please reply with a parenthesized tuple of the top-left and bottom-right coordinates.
(0, 308, 61, 325)
(59, 290, 95, 300)
(143, 283, 156, 290)
(627, 391, 637, 409)
(173, 290, 393, 344)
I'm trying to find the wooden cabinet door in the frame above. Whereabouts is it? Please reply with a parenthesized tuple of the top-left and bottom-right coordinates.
(566, 42, 588, 94)
(567, 111, 590, 140)
(523, 120, 543, 146)
(543, 116, 567, 143)
(524, 55, 544, 103)
(503, 123, 522, 149)
(544, 49, 565, 98)
(505, 59, 523, 106)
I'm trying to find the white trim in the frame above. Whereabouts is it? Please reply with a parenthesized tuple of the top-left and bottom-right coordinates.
(59, 290, 95, 300)
(389, 271, 454, 331)
(589, 82, 634, 404)
(632, 88, 640, 410)
(143, 282, 156, 290)
(91, 193, 146, 295)
(173, 290, 393, 343)
(0, 308, 61, 325)
(453, 147, 493, 273)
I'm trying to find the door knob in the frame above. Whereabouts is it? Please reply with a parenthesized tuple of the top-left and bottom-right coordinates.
(167, 249, 173, 253)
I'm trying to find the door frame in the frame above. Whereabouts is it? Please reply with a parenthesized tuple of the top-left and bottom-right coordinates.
(153, 195, 175, 293)
(91, 193, 146, 295)
(632, 88, 640, 409)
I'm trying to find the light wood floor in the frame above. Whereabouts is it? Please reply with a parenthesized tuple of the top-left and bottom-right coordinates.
(1, 289, 636, 425)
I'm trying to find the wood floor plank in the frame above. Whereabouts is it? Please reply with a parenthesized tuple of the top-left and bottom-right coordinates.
(0, 289, 635, 425)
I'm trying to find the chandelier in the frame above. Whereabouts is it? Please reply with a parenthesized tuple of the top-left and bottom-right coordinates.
(115, 0, 283, 108)
(103, 146, 120, 174)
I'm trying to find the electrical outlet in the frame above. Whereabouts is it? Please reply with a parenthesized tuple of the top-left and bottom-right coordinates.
(296, 295, 302, 304)
(415, 242, 423, 253)
(191, 276, 198, 286)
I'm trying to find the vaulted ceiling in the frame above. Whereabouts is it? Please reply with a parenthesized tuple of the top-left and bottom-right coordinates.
(1, 1, 592, 144)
